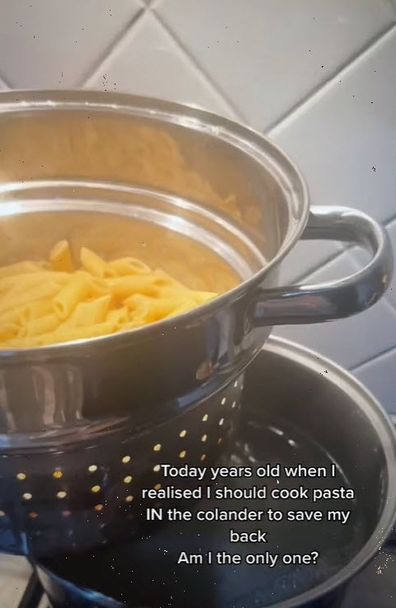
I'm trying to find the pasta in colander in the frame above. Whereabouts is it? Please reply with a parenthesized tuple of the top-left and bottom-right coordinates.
(0, 240, 217, 348)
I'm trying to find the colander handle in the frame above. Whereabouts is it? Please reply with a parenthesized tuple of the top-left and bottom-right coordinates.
(253, 205, 393, 326)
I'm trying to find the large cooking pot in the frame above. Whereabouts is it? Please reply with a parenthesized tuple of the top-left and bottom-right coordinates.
(0, 91, 392, 556)
(32, 337, 396, 608)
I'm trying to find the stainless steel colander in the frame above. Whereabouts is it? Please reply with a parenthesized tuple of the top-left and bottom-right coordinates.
(0, 376, 243, 556)
(0, 91, 392, 557)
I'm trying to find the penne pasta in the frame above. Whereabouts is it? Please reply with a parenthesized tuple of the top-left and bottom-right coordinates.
(64, 294, 112, 328)
(0, 304, 33, 325)
(5, 321, 117, 348)
(192, 291, 218, 305)
(107, 306, 129, 325)
(53, 274, 91, 319)
(125, 294, 184, 323)
(108, 257, 151, 276)
(50, 240, 74, 272)
(153, 268, 186, 287)
(0, 282, 63, 316)
(117, 320, 146, 332)
(19, 313, 60, 338)
(0, 271, 69, 294)
(163, 299, 201, 318)
(0, 261, 47, 279)
(23, 300, 54, 321)
(109, 275, 164, 299)
(0, 239, 219, 348)
(77, 271, 110, 297)
(80, 247, 114, 279)
(49, 321, 117, 344)
(0, 322, 19, 341)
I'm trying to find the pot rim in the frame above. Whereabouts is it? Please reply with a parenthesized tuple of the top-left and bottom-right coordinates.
(260, 336, 396, 608)
(0, 90, 310, 358)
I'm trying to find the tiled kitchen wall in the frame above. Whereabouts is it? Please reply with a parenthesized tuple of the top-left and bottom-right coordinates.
(0, 0, 395, 411)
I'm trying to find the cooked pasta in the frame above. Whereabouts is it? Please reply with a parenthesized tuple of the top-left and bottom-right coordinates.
(0, 241, 218, 348)
(50, 240, 74, 272)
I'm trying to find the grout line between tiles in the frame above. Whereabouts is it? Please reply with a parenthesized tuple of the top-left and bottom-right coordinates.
(266, 21, 396, 136)
(0, 71, 11, 89)
(385, 215, 396, 230)
(351, 342, 396, 372)
(78, 7, 146, 88)
(151, 10, 244, 121)
(386, 297, 396, 315)
(285, 245, 349, 285)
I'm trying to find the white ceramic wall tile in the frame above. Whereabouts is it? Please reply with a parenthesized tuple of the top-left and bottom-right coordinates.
(0, 556, 31, 608)
(0, 0, 143, 88)
(354, 348, 396, 413)
(273, 250, 396, 369)
(271, 30, 396, 223)
(85, 12, 236, 117)
(270, 29, 396, 281)
(156, 0, 395, 130)
(278, 239, 344, 285)
(384, 219, 396, 310)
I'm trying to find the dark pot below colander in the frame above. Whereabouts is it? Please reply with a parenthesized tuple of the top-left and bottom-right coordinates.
(32, 336, 396, 608)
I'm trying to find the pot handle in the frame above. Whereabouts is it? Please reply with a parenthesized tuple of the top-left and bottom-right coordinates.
(253, 205, 393, 326)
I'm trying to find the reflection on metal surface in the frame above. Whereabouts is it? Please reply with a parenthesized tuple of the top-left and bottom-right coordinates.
(0, 364, 84, 434)
(0, 93, 392, 562)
